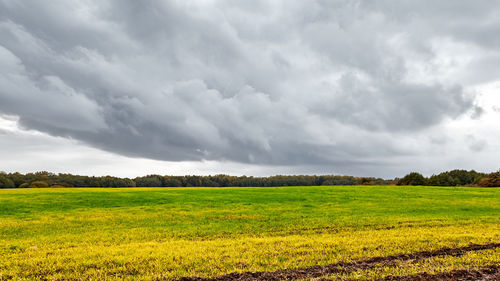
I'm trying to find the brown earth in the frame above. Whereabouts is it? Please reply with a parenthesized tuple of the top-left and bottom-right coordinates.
(373, 265, 500, 281)
(176, 243, 500, 281)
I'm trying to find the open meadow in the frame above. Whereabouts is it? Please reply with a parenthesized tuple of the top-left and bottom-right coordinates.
(0, 185, 499, 280)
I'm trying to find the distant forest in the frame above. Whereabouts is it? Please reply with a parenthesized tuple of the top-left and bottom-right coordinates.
(1, 169, 499, 188)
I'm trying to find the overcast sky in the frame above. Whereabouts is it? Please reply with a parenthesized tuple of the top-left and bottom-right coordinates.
(1, 0, 499, 178)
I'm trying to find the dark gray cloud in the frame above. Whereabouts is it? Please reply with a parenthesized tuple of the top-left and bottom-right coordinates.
(0, 0, 498, 170)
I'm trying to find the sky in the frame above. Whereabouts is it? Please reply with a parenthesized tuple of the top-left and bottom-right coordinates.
(0, 0, 499, 178)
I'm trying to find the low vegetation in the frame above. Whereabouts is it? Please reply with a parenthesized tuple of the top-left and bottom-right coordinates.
(478, 171, 500, 187)
(0, 185, 498, 280)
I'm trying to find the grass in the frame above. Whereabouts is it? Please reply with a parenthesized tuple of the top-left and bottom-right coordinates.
(0, 185, 499, 280)
(321, 248, 500, 280)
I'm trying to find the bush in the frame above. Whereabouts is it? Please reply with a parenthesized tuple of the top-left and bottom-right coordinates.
(397, 172, 427, 186)
(477, 172, 500, 187)
(361, 177, 375, 185)
(29, 181, 49, 188)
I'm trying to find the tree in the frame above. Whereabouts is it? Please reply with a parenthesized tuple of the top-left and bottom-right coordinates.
(427, 170, 487, 186)
(428, 173, 456, 186)
(397, 172, 427, 186)
(7, 172, 25, 187)
(0, 175, 15, 188)
(135, 175, 163, 187)
(163, 176, 182, 187)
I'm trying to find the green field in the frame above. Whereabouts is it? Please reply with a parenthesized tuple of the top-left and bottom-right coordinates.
(0, 186, 499, 280)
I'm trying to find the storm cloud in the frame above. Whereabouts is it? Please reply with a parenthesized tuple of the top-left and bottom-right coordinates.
(0, 0, 499, 173)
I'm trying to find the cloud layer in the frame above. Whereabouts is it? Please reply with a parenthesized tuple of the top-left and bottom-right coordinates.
(1, 0, 499, 174)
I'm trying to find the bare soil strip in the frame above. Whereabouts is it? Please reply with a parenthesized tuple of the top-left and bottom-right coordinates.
(373, 265, 500, 281)
(177, 243, 500, 281)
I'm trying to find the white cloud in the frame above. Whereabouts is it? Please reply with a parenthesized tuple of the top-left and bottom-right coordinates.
(1, 0, 500, 177)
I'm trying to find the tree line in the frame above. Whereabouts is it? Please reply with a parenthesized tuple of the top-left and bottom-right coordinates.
(0, 169, 498, 188)
(0, 172, 391, 188)
(396, 170, 499, 187)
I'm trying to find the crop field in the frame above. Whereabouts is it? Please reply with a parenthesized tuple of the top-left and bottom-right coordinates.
(0, 185, 499, 280)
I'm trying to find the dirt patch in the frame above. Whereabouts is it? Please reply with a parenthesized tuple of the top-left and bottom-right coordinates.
(177, 243, 500, 281)
(374, 265, 500, 281)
